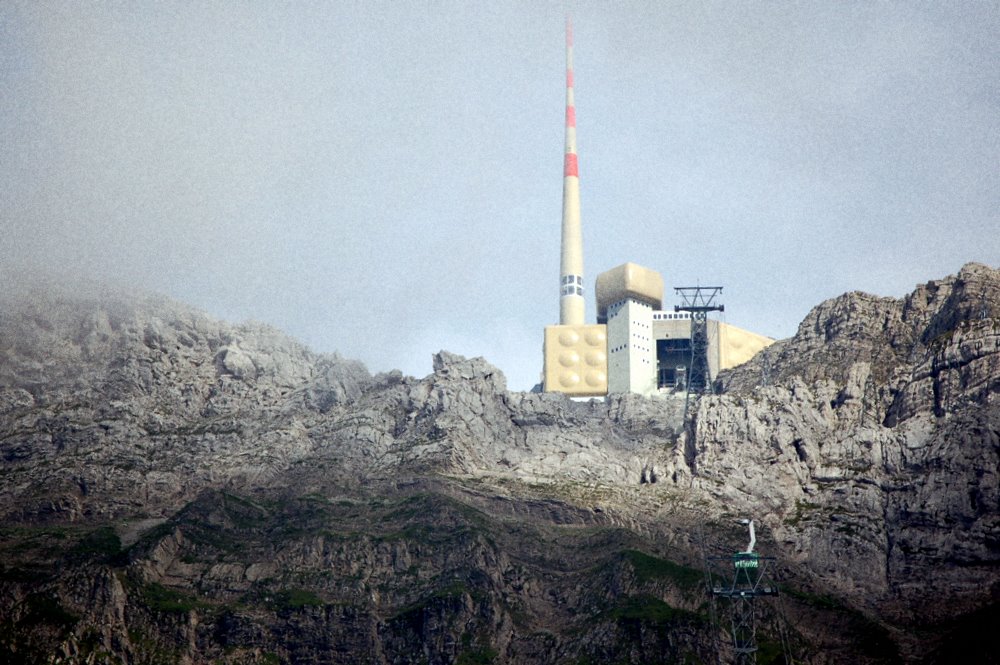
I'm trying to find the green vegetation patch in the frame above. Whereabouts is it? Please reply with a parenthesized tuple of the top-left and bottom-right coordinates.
(621, 550, 703, 589)
(605, 594, 703, 625)
(0, 525, 69, 540)
(1, 524, 128, 567)
(271, 587, 324, 611)
(178, 523, 248, 555)
(784, 500, 822, 527)
(1, 525, 72, 561)
(430, 581, 475, 602)
(0, 564, 51, 584)
(383, 493, 431, 521)
(218, 492, 271, 529)
(783, 587, 842, 611)
(389, 580, 478, 632)
(136, 521, 177, 544)
(783, 588, 900, 662)
(141, 582, 207, 614)
(23, 593, 79, 629)
(71, 526, 122, 561)
(756, 639, 786, 665)
(456, 647, 499, 665)
(382, 493, 490, 531)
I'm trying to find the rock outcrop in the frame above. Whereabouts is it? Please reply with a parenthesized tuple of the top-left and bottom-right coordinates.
(1, 263, 997, 664)
(0, 286, 372, 522)
(701, 262, 1000, 659)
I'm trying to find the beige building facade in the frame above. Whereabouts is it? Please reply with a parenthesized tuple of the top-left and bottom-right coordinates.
(544, 262, 775, 397)
(540, 24, 772, 397)
(651, 313, 774, 393)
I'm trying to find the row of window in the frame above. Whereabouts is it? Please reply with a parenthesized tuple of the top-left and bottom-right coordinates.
(561, 285, 584, 296)
(610, 344, 651, 353)
(561, 274, 583, 285)
(606, 305, 692, 321)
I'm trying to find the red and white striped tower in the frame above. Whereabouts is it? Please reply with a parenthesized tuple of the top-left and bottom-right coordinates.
(559, 15, 585, 326)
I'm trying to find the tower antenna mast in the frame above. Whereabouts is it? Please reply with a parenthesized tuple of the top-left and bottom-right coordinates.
(559, 15, 585, 326)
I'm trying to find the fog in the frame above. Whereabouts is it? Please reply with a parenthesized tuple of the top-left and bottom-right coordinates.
(3, 1, 997, 389)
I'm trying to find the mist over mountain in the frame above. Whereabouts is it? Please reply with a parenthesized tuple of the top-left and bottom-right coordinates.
(0, 262, 997, 664)
(4, 2, 998, 390)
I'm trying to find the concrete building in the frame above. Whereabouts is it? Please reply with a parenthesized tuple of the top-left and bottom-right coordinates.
(596, 263, 662, 395)
(541, 23, 773, 397)
(544, 258, 774, 397)
(591, 262, 774, 397)
(651, 311, 774, 393)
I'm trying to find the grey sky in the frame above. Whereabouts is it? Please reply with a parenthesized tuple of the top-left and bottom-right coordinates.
(2, 1, 998, 389)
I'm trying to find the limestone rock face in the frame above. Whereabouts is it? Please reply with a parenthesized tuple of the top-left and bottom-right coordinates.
(705, 262, 1000, 637)
(723, 262, 1000, 426)
(0, 264, 997, 664)
(0, 287, 372, 521)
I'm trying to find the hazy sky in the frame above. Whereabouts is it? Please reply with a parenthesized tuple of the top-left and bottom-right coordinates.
(3, 2, 998, 389)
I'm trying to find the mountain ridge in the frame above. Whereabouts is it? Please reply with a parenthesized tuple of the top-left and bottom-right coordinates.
(1, 262, 997, 663)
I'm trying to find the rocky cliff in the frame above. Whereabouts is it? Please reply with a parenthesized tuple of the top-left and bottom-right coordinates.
(0, 264, 997, 664)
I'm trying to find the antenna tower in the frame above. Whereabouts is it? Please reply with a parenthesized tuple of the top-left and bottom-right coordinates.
(559, 15, 585, 326)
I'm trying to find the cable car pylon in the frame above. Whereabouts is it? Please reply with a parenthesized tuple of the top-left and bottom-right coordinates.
(705, 518, 783, 664)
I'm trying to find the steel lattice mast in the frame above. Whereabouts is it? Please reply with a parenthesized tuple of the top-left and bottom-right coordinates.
(674, 286, 724, 395)
(707, 520, 780, 665)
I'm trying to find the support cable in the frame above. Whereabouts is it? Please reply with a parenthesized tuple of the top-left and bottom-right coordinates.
(697, 518, 724, 665)
(772, 567, 796, 665)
